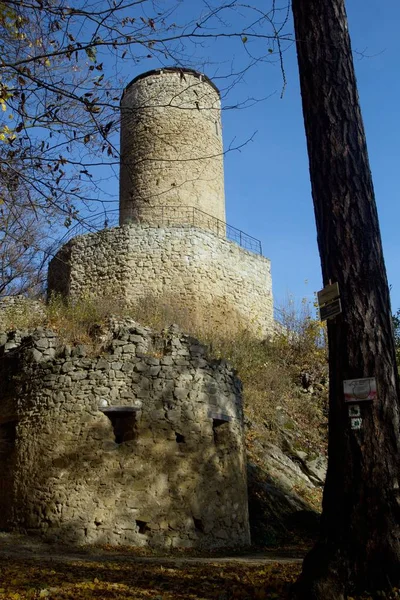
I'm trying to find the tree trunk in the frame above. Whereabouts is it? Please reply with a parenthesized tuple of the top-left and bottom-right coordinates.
(291, 0, 400, 598)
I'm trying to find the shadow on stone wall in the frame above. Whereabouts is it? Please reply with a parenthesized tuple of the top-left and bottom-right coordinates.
(1, 323, 250, 550)
(26, 414, 244, 549)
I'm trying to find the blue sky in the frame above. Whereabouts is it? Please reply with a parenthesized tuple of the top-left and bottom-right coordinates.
(217, 0, 400, 313)
(100, 0, 400, 314)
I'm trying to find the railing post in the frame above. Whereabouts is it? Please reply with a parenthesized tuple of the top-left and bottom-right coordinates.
(239, 231, 242, 248)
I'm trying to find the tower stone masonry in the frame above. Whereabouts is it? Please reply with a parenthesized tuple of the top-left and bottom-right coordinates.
(48, 68, 274, 337)
(0, 322, 250, 549)
(119, 68, 226, 226)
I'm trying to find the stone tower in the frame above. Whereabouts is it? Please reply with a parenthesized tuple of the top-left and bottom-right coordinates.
(0, 67, 278, 552)
(119, 68, 226, 227)
(48, 68, 274, 337)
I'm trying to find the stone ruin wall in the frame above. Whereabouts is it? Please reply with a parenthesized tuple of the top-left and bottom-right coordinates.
(0, 320, 250, 549)
(48, 224, 274, 338)
(0, 295, 46, 330)
(119, 69, 225, 226)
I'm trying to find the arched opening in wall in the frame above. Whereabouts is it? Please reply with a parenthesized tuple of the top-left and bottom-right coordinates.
(101, 407, 138, 444)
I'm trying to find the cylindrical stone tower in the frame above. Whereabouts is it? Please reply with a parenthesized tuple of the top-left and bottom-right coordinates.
(119, 68, 226, 228)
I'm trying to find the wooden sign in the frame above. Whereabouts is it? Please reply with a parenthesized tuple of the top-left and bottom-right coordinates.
(320, 298, 342, 321)
(317, 282, 340, 307)
(318, 282, 342, 321)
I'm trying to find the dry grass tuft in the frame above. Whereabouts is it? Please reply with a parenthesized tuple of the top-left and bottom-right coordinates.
(0, 292, 328, 455)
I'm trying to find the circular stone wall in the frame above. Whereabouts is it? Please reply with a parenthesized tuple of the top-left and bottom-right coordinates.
(48, 225, 273, 338)
(119, 68, 226, 227)
(0, 322, 250, 549)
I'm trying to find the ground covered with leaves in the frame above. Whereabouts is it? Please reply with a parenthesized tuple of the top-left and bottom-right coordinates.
(2, 555, 400, 600)
(0, 556, 302, 600)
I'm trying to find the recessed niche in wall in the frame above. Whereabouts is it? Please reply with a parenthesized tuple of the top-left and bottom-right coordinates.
(193, 517, 204, 533)
(210, 413, 232, 445)
(0, 420, 17, 452)
(175, 432, 185, 444)
(101, 407, 138, 444)
(136, 519, 150, 534)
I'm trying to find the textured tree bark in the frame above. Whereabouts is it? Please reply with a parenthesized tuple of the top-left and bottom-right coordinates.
(291, 0, 400, 598)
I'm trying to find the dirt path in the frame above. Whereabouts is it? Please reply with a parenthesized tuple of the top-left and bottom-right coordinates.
(0, 532, 303, 566)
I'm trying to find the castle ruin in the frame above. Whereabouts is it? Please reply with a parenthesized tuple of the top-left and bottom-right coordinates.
(0, 68, 273, 549)
(0, 321, 250, 548)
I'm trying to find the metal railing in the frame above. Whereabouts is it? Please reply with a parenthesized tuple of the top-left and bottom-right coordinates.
(52, 205, 263, 256)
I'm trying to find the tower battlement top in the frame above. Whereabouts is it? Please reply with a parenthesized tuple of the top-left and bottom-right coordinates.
(123, 67, 220, 98)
